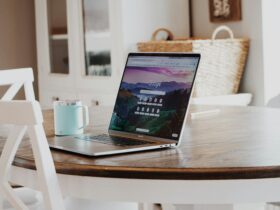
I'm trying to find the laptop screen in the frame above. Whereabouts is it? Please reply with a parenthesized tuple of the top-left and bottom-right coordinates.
(109, 53, 200, 141)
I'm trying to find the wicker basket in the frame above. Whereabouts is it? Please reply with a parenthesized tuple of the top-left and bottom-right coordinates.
(138, 26, 249, 97)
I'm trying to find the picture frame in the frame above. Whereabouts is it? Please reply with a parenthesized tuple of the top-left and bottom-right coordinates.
(209, 0, 242, 23)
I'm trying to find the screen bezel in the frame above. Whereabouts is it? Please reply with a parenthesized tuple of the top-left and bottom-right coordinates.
(108, 52, 201, 144)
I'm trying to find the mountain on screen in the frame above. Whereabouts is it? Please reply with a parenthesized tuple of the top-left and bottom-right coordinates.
(121, 81, 191, 93)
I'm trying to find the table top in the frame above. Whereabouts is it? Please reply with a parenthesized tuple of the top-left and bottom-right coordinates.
(3, 105, 280, 180)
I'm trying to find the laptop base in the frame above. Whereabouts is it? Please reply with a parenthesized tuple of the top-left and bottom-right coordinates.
(49, 135, 176, 157)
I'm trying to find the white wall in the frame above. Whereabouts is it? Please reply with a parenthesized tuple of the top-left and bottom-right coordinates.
(192, 0, 264, 105)
(262, 0, 280, 104)
(121, 0, 190, 54)
(0, 0, 38, 99)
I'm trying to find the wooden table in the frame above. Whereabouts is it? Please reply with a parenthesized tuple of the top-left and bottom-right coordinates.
(3, 105, 280, 205)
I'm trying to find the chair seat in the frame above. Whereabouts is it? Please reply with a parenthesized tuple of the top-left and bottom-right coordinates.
(3, 188, 43, 210)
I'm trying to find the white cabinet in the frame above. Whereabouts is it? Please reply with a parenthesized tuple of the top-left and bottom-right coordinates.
(35, 0, 190, 109)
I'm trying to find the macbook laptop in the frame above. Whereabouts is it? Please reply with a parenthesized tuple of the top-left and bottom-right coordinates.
(49, 53, 201, 156)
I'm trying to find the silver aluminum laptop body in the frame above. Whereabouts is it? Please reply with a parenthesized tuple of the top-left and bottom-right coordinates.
(49, 53, 201, 156)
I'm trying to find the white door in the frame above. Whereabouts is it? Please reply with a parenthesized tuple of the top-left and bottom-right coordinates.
(73, 0, 191, 107)
(35, 0, 190, 108)
(71, 0, 125, 107)
(35, 0, 79, 108)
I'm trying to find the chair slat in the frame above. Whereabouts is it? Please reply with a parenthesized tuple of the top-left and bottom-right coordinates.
(0, 126, 27, 177)
(28, 125, 65, 210)
(23, 82, 35, 101)
(0, 68, 33, 86)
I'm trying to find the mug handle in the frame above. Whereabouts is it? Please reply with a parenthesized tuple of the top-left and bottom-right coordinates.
(82, 105, 89, 128)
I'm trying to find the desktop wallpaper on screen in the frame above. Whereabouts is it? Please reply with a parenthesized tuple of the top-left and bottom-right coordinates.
(109, 55, 199, 140)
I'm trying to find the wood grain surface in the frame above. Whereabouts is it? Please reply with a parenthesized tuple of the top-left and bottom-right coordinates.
(2, 105, 280, 180)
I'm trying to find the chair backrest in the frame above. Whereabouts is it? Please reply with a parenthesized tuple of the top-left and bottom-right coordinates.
(0, 68, 35, 101)
(0, 69, 65, 210)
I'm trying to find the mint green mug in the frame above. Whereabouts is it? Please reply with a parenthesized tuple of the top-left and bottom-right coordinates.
(53, 100, 89, 136)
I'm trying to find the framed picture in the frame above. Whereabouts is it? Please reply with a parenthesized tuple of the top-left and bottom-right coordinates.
(209, 0, 242, 22)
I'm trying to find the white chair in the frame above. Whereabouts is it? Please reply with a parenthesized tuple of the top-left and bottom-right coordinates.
(0, 68, 65, 210)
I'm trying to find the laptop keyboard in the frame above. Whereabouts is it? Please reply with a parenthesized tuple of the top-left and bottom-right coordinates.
(75, 134, 151, 146)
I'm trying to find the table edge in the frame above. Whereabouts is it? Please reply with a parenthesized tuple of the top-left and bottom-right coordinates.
(13, 156, 280, 180)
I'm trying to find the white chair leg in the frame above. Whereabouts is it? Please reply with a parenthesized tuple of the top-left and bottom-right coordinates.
(0, 126, 28, 210)
(28, 125, 65, 210)
(0, 126, 26, 178)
